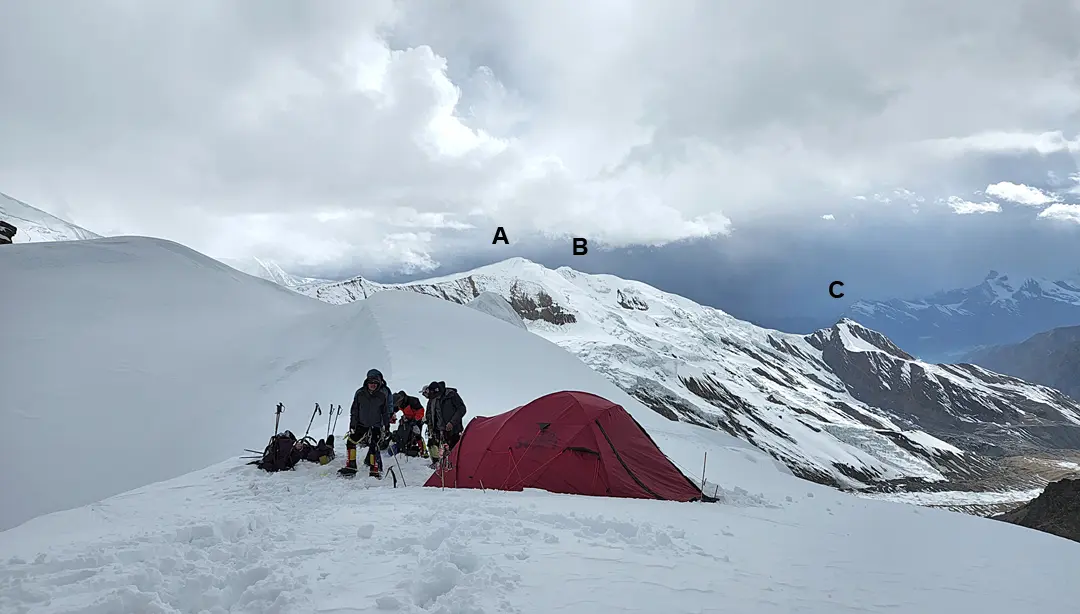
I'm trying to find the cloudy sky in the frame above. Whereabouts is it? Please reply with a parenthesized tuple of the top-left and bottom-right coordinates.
(2, 0, 1080, 327)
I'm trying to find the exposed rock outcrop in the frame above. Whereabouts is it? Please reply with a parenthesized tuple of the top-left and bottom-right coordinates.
(994, 478, 1080, 544)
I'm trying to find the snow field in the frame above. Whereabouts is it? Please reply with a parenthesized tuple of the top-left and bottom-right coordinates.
(4, 454, 1080, 613)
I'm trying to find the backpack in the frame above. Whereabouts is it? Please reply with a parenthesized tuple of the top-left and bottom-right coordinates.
(299, 435, 336, 465)
(251, 430, 304, 472)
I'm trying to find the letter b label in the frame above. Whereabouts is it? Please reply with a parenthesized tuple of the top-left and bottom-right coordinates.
(573, 238, 588, 255)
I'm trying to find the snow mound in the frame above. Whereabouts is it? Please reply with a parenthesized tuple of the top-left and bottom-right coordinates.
(467, 291, 527, 329)
(1, 236, 775, 531)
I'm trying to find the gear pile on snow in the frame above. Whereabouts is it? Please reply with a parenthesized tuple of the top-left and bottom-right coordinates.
(248, 402, 339, 473)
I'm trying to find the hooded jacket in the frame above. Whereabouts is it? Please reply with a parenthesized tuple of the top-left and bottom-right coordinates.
(393, 393, 425, 422)
(350, 369, 392, 431)
(424, 383, 467, 435)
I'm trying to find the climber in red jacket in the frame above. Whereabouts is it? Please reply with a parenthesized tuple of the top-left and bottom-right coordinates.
(390, 391, 428, 457)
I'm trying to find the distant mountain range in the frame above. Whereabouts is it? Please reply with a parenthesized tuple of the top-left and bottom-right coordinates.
(964, 325, 1080, 402)
(843, 271, 1080, 362)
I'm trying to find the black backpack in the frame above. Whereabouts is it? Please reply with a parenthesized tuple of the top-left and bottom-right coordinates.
(251, 430, 304, 472)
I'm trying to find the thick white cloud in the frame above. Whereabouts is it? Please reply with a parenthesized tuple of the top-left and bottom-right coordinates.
(984, 181, 1059, 206)
(2, 0, 1080, 273)
(1039, 203, 1080, 224)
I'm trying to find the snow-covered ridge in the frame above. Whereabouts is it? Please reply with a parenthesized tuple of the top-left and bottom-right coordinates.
(216, 255, 335, 292)
(0, 191, 101, 243)
(295, 257, 1080, 493)
(809, 320, 1080, 449)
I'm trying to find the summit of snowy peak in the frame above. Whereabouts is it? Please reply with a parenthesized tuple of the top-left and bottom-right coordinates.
(808, 318, 915, 361)
(0, 191, 101, 243)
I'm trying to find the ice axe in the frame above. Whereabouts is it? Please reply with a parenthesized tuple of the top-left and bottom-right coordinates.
(305, 402, 322, 438)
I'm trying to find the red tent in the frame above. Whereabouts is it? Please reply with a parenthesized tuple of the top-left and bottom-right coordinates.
(423, 390, 713, 502)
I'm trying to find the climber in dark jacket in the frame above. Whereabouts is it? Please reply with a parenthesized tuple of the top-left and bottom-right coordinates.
(422, 381, 467, 454)
(341, 368, 392, 477)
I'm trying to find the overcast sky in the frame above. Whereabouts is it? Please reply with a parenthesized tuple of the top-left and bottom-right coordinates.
(3, 0, 1080, 324)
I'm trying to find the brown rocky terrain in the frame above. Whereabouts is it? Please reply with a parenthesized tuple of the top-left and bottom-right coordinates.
(993, 476, 1080, 543)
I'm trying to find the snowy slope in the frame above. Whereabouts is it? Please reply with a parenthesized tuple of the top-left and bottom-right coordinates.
(963, 323, 1080, 401)
(809, 319, 1080, 449)
(305, 258, 1020, 491)
(467, 291, 528, 329)
(0, 191, 101, 243)
(217, 256, 334, 292)
(847, 270, 1080, 361)
(0, 238, 775, 531)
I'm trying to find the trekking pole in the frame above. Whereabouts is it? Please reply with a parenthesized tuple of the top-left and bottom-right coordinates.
(326, 402, 335, 438)
(274, 402, 284, 435)
(392, 452, 407, 487)
(305, 403, 322, 438)
(330, 404, 342, 435)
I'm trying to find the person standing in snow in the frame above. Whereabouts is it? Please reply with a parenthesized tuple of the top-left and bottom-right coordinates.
(422, 381, 467, 460)
(341, 368, 392, 477)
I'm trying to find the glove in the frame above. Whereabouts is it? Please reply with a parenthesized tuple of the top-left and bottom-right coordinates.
(412, 425, 421, 436)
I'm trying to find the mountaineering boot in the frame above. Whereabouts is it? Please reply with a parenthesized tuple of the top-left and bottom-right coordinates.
(338, 447, 359, 477)
(368, 452, 382, 479)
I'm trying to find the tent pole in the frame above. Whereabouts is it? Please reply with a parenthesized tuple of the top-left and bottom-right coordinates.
(700, 451, 708, 495)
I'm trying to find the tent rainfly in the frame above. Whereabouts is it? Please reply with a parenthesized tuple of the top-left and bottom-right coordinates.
(424, 390, 717, 502)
